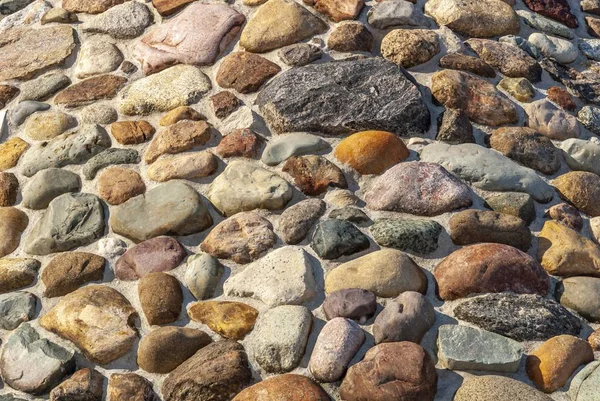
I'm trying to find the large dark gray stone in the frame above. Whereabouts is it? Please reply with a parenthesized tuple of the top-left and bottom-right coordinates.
(256, 57, 430, 136)
(454, 293, 582, 341)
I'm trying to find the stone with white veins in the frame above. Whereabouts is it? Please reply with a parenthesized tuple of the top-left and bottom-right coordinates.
(558, 138, 600, 176)
(261, 133, 329, 166)
(82, 1, 152, 39)
(223, 246, 317, 307)
(249, 305, 312, 373)
(367, 0, 431, 29)
(437, 324, 523, 372)
(420, 143, 554, 202)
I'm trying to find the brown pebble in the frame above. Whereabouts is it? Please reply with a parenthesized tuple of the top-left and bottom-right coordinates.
(0, 172, 19, 206)
(211, 91, 240, 119)
(159, 106, 204, 126)
(111, 121, 155, 145)
(97, 167, 146, 205)
(547, 86, 576, 111)
(216, 128, 262, 158)
(138, 272, 183, 325)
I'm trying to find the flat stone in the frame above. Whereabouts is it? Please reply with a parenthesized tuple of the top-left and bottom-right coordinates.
(261, 133, 328, 166)
(454, 375, 553, 401)
(437, 324, 523, 372)
(144, 120, 211, 164)
(147, 151, 217, 182)
(373, 291, 435, 344)
(278, 43, 323, 66)
(529, 33, 578, 64)
(527, 335, 593, 393)
(201, 212, 275, 264)
(277, 198, 325, 244)
(303, 0, 364, 22)
(424, 0, 519, 37)
(98, 167, 145, 205)
(0, 324, 75, 395)
(20, 125, 112, 177)
(499, 77, 536, 102)
(62, 0, 124, 13)
(188, 301, 258, 340)
(526, 99, 579, 140)
(21, 169, 81, 210)
(211, 92, 240, 120)
(161, 341, 252, 401)
(340, 342, 437, 401)
(329, 207, 370, 225)
(453, 293, 582, 341)
(138, 272, 182, 325)
(309, 317, 365, 382)
(557, 276, 600, 322)
(431, 69, 517, 126)
(75, 39, 123, 79)
(554, 172, 600, 217)
(518, 9, 574, 38)
(249, 305, 312, 373)
(232, 374, 329, 401)
(137, 327, 212, 374)
(107, 373, 158, 401)
(111, 120, 155, 145)
(545, 203, 583, 231)
(484, 191, 536, 224)
(310, 219, 369, 259)
(42, 252, 105, 297)
(449, 209, 532, 250)
(367, 0, 430, 29)
(282, 155, 347, 196)
(420, 143, 554, 202)
(323, 288, 376, 323)
(151, 0, 193, 15)
(135, 3, 244, 75)
(0, 258, 39, 294)
(184, 253, 223, 300)
(216, 52, 281, 94)
(0, 291, 36, 330)
(119, 65, 211, 116)
(40, 285, 136, 364)
(55, 75, 127, 108)
(82, 1, 152, 39)
(240, 0, 328, 53)
(439, 53, 496, 78)
(364, 161, 472, 216)
(490, 127, 560, 175)
(0, 25, 75, 81)
(83, 148, 140, 180)
(436, 108, 475, 143)
(0, 172, 18, 206)
(110, 181, 213, 242)
(523, 0, 577, 28)
(328, 22, 373, 52)
(256, 58, 430, 136)
(381, 29, 439, 68)
(325, 249, 427, 297)
(41, 7, 77, 24)
(115, 236, 186, 280)
(370, 218, 442, 255)
(207, 160, 292, 217)
(0, 0, 51, 31)
(216, 129, 262, 158)
(559, 138, 600, 177)
(223, 246, 317, 307)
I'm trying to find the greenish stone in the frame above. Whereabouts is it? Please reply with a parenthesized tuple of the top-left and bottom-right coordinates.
(370, 218, 442, 255)
(310, 219, 370, 260)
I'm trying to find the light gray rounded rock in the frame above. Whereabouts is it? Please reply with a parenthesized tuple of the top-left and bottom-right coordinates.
(373, 291, 435, 344)
(24, 193, 105, 255)
(184, 253, 223, 300)
(80, 103, 118, 125)
(367, 0, 430, 29)
(249, 305, 312, 373)
(559, 138, 600, 176)
(526, 99, 579, 140)
(529, 32, 579, 64)
(570, 361, 600, 401)
(21, 168, 81, 210)
(0, 291, 36, 330)
(82, 1, 152, 39)
(19, 72, 70, 101)
(10, 100, 50, 126)
(74, 39, 123, 78)
(261, 133, 328, 166)
(557, 276, 600, 322)
(82, 148, 140, 180)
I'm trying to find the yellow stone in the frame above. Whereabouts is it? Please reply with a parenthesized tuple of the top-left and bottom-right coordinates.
(0, 137, 29, 171)
(188, 301, 258, 340)
(24, 111, 76, 140)
(537, 220, 600, 277)
(159, 106, 204, 126)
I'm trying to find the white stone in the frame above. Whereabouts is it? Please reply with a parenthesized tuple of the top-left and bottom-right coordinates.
(529, 32, 579, 64)
(559, 138, 600, 176)
(75, 39, 123, 79)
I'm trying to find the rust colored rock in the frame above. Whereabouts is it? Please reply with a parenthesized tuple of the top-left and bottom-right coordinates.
(334, 131, 409, 175)
(283, 155, 347, 195)
(108, 373, 159, 401)
(0, 207, 28, 258)
(0, 172, 19, 206)
(152, 0, 195, 15)
(327, 22, 373, 52)
(303, 0, 365, 22)
(523, 0, 578, 28)
(111, 121, 155, 145)
(54, 75, 128, 108)
(216, 52, 281, 94)
(116, 236, 186, 280)
(439, 53, 496, 78)
(233, 374, 330, 401)
(589, 328, 600, 351)
(216, 129, 262, 158)
(211, 91, 241, 119)
(144, 120, 211, 164)
(547, 86, 576, 111)
(42, 252, 106, 298)
(49, 368, 104, 401)
(188, 301, 258, 340)
(138, 272, 183, 325)
(434, 243, 549, 301)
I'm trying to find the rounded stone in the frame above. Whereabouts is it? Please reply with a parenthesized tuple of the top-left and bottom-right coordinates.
(556, 276, 600, 322)
(232, 374, 329, 401)
(0, 172, 18, 207)
(553, 171, 600, 217)
(454, 375, 553, 401)
(327, 22, 373, 52)
(138, 273, 183, 325)
(42, 252, 106, 298)
(24, 111, 76, 140)
(526, 99, 579, 140)
(184, 253, 223, 300)
(310, 219, 370, 260)
(370, 218, 443, 255)
(373, 291, 435, 344)
(381, 29, 439, 68)
(97, 167, 145, 205)
(323, 288, 377, 323)
(115, 236, 186, 280)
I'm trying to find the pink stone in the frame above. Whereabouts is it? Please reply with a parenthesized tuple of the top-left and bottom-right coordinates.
(135, 3, 245, 75)
(115, 236, 186, 280)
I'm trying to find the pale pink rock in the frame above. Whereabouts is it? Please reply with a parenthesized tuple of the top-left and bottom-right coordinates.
(364, 161, 472, 216)
(135, 3, 245, 75)
(115, 236, 187, 280)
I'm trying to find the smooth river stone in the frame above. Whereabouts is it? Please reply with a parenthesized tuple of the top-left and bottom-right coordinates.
(42, 252, 106, 297)
(232, 374, 329, 401)
(135, 3, 245, 75)
(277, 198, 326, 245)
(146, 151, 217, 182)
(526, 99, 579, 140)
(420, 143, 554, 202)
(0, 291, 36, 330)
(115, 236, 186, 280)
(0, 207, 28, 257)
(261, 133, 328, 166)
(184, 253, 223, 300)
(373, 291, 435, 344)
(144, 120, 211, 164)
(110, 181, 213, 242)
(138, 272, 183, 325)
(557, 276, 600, 322)
(559, 138, 600, 176)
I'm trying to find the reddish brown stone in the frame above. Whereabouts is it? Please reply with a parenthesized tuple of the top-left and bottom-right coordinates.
(547, 86, 576, 111)
(303, 0, 365, 22)
(439, 53, 496, 78)
(55, 75, 128, 108)
(108, 373, 159, 401)
(97, 167, 145, 205)
(589, 328, 600, 351)
(116, 236, 186, 280)
(434, 243, 549, 301)
(545, 203, 583, 232)
(216, 52, 281, 94)
(0, 173, 18, 207)
(0, 85, 19, 109)
(138, 272, 183, 325)
(211, 91, 240, 119)
(49, 368, 104, 401)
(523, 0, 578, 28)
(282, 155, 347, 196)
(233, 374, 330, 401)
(215, 129, 262, 158)
(42, 252, 106, 297)
(111, 121, 155, 145)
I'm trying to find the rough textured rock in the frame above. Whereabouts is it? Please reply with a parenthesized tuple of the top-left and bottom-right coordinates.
(223, 246, 317, 306)
(431, 69, 518, 126)
(0, 207, 27, 258)
(437, 324, 523, 372)
(40, 286, 137, 364)
(248, 305, 312, 373)
(537, 221, 600, 277)
(107, 374, 158, 401)
(62, 0, 124, 13)
(216, 52, 281, 94)
(261, 133, 328, 166)
(371, 218, 442, 254)
(42, 252, 105, 298)
(54, 75, 128, 108)
(240, 0, 328, 53)
(340, 342, 437, 401)
(367, 0, 430, 29)
(144, 120, 211, 164)
(420, 143, 554, 202)
(232, 374, 329, 401)
(0, 291, 36, 330)
(18, 72, 70, 102)
(310, 219, 370, 259)
(110, 181, 213, 242)
(0, 324, 75, 395)
(325, 249, 427, 297)
(424, 0, 519, 37)
(23, 111, 75, 140)
(499, 77, 536, 102)
(282, 155, 347, 195)
(557, 276, 600, 322)
(309, 317, 365, 382)
(0, 25, 75, 81)
(211, 92, 240, 120)
(553, 172, 600, 217)
(135, 3, 244, 74)
(115, 236, 186, 280)
(257, 58, 430, 136)
(381, 29, 439, 68)
(523, 0, 577, 28)
(328, 22, 373, 52)
(111, 120, 155, 145)
(439, 53, 496, 78)
(81, 1, 152, 39)
(161, 341, 252, 401)
(526, 99, 579, 140)
(484, 192, 536, 224)
(436, 242, 548, 301)
(373, 291, 435, 344)
(0, 138, 28, 171)
(364, 161, 472, 216)
(24, 193, 104, 256)
(278, 43, 323, 66)
(49, 368, 103, 401)
(83, 149, 140, 180)
(138, 272, 182, 325)
(0, 172, 18, 207)
(207, 160, 292, 217)
(547, 85, 576, 110)
(454, 375, 553, 401)
(303, 0, 364, 22)
(0, 258, 39, 294)
(189, 301, 258, 340)
(454, 293, 582, 341)
(278, 198, 326, 244)
(436, 108, 475, 143)
(545, 202, 583, 231)
(527, 335, 593, 393)
(97, 167, 146, 205)
(147, 152, 217, 182)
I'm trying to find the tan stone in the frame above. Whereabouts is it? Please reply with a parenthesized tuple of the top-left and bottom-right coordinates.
(111, 120, 155, 145)
(381, 29, 440, 68)
(0, 138, 29, 171)
(98, 167, 145, 205)
(147, 152, 217, 182)
(0, 207, 28, 257)
(144, 120, 211, 164)
(553, 171, 600, 217)
(159, 106, 204, 126)
(303, 0, 364, 22)
(188, 301, 258, 340)
(24, 111, 76, 140)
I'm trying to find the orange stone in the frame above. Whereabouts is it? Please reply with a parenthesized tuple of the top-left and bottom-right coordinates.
(188, 301, 258, 340)
(334, 131, 409, 175)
